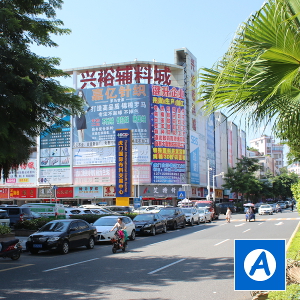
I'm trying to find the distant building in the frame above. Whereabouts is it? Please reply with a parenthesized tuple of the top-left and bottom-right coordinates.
(288, 162, 300, 176)
(249, 135, 284, 172)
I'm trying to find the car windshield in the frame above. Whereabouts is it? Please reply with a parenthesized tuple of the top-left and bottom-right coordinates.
(197, 209, 206, 214)
(160, 209, 176, 215)
(182, 208, 192, 214)
(261, 205, 270, 208)
(40, 222, 69, 232)
(134, 214, 154, 221)
(93, 218, 118, 226)
(196, 203, 210, 208)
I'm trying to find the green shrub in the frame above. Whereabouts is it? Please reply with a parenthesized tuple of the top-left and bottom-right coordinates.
(13, 217, 50, 231)
(267, 284, 300, 299)
(0, 225, 11, 235)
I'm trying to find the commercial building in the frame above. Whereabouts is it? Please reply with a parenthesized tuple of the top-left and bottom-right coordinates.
(0, 48, 246, 206)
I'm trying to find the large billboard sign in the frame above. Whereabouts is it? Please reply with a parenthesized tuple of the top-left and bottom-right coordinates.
(115, 129, 132, 197)
(73, 84, 150, 147)
(150, 85, 186, 184)
(39, 115, 72, 184)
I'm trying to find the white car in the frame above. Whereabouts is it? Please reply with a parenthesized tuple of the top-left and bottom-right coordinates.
(258, 205, 273, 215)
(64, 207, 112, 219)
(133, 206, 163, 214)
(197, 208, 212, 223)
(181, 207, 200, 225)
(93, 216, 136, 242)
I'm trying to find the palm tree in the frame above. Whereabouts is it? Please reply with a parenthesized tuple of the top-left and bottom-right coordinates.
(198, 0, 300, 159)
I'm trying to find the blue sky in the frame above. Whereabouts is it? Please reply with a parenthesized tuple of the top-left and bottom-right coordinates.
(32, 0, 269, 141)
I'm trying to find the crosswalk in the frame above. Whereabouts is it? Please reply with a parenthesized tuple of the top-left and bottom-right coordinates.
(228, 217, 300, 222)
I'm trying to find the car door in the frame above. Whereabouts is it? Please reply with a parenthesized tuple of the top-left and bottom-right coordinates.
(154, 214, 162, 232)
(123, 217, 133, 236)
(68, 221, 80, 248)
(76, 220, 90, 246)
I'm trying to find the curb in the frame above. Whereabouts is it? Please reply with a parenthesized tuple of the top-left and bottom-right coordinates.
(286, 220, 300, 251)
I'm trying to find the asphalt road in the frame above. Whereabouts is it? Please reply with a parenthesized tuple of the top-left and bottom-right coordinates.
(0, 209, 299, 300)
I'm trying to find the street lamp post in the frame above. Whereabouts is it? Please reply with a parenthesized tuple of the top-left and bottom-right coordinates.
(213, 172, 224, 203)
(207, 160, 212, 200)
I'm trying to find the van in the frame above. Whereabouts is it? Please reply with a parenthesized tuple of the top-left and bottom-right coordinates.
(21, 203, 66, 219)
(215, 202, 236, 215)
(0, 206, 34, 225)
(193, 200, 219, 220)
(0, 209, 10, 226)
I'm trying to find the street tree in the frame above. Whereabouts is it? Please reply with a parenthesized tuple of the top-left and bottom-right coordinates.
(272, 171, 298, 200)
(222, 156, 261, 202)
(0, 0, 83, 179)
(198, 0, 300, 158)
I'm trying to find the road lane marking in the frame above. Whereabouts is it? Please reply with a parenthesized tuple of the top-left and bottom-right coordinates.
(214, 239, 230, 246)
(148, 259, 186, 274)
(148, 240, 170, 246)
(235, 223, 245, 227)
(243, 229, 251, 233)
(275, 222, 283, 226)
(276, 218, 282, 220)
(0, 264, 33, 272)
(43, 258, 99, 272)
(258, 222, 264, 225)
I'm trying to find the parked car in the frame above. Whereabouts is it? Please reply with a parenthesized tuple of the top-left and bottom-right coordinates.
(181, 207, 200, 226)
(104, 206, 134, 214)
(215, 202, 236, 215)
(93, 215, 136, 242)
(269, 203, 277, 213)
(133, 213, 167, 235)
(0, 206, 34, 226)
(258, 204, 273, 215)
(133, 206, 163, 214)
(0, 209, 10, 226)
(196, 208, 212, 223)
(193, 201, 219, 220)
(26, 219, 97, 255)
(277, 201, 287, 209)
(158, 207, 186, 230)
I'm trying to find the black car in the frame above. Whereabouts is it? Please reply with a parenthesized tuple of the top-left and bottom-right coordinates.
(215, 202, 236, 215)
(26, 219, 97, 255)
(159, 207, 186, 230)
(133, 213, 167, 236)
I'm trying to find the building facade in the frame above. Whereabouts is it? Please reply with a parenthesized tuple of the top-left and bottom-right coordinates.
(0, 48, 246, 206)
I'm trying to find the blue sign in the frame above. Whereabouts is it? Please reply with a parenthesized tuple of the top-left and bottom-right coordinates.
(134, 197, 141, 209)
(235, 240, 286, 291)
(177, 191, 186, 199)
(115, 129, 132, 198)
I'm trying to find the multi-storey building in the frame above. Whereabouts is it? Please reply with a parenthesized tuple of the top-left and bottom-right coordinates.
(249, 135, 284, 173)
(0, 48, 246, 206)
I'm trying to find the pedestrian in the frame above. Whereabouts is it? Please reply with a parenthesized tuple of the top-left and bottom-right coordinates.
(225, 207, 232, 223)
(291, 202, 294, 212)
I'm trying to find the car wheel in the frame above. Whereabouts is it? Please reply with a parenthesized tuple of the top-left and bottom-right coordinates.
(151, 226, 156, 236)
(173, 222, 177, 230)
(204, 217, 207, 223)
(162, 224, 167, 233)
(129, 230, 136, 240)
(112, 247, 117, 254)
(209, 217, 212, 223)
(86, 236, 95, 249)
(30, 249, 39, 255)
(197, 218, 200, 225)
(190, 218, 194, 226)
(60, 240, 69, 254)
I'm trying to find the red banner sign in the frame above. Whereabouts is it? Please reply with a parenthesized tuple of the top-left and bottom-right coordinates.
(56, 187, 73, 198)
(0, 188, 9, 199)
(9, 188, 37, 198)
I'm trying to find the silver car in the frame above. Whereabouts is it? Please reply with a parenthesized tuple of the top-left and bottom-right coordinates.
(93, 216, 136, 242)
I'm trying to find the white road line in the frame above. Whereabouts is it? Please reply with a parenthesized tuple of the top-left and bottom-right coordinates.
(243, 229, 251, 233)
(148, 259, 186, 274)
(148, 240, 170, 246)
(43, 258, 99, 272)
(258, 222, 264, 226)
(287, 218, 291, 220)
(277, 218, 282, 220)
(235, 223, 245, 227)
(214, 239, 230, 246)
(275, 222, 283, 226)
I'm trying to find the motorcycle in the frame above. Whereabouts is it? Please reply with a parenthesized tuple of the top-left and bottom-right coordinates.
(111, 230, 127, 253)
(276, 207, 282, 213)
(0, 239, 22, 260)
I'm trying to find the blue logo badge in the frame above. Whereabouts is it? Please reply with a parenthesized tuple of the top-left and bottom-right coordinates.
(235, 240, 286, 291)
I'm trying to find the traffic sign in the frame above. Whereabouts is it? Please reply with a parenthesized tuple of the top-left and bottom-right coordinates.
(235, 239, 286, 291)
(177, 191, 186, 199)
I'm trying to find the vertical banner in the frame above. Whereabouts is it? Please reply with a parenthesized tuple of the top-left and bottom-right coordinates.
(115, 129, 132, 199)
(207, 113, 216, 186)
(190, 131, 200, 185)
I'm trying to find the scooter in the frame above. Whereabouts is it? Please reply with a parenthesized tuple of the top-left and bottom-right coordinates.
(0, 239, 22, 260)
(111, 230, 127, 253)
